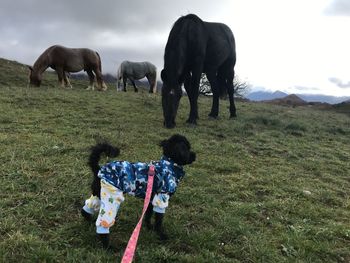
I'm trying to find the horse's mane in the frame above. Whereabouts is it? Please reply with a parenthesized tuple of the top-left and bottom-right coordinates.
(33, 45, 56, 72)
(165, 14, 203, 51)
(163, 14, 206, 85)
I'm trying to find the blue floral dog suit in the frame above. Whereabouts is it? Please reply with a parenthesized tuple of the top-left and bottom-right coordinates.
(83, 156, 185, 234)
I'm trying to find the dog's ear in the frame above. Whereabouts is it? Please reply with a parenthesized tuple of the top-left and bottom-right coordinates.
(159, 139, 168, 148)
(188, 151, 196, 164)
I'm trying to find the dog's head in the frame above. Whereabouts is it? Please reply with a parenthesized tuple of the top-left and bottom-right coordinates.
(160, 134, 196, 165)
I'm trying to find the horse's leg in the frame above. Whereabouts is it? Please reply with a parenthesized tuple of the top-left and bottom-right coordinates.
(186, 68, 201, 125)
(219, 60, 236, 118)
(207, 70, 220, 118)
(56, 69, 65, 88)
(146, 74, 156, 93)
(130, 79, 138, 92)
(116, 78, 121, 91)
(184, 73, 198, 122)
(122, 77, 127, 92)
(86, 70, 95, 90)
(64, 72, 72, 89)
(227, 69, 237, 118)
(94, 69, 107, 91)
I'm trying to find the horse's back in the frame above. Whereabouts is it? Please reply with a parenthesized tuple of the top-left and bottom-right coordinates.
(203, 22, 236, 71)
(47, 45, 99, 72)
(121, 61, 156, 79)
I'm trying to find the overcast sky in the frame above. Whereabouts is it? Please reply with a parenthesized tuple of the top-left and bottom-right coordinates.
(0, 0, 349, 96)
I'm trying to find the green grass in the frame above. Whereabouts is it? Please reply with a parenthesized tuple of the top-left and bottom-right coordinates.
(0, 77, 349, 262)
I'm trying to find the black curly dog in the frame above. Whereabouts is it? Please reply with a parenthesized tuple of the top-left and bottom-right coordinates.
(81, 134, 196, 249)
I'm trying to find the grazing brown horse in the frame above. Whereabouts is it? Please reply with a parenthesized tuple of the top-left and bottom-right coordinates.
(28, 45, 108, 90)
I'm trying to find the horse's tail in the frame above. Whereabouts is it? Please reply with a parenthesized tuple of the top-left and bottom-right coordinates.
(95, 52, 103, 73)
(152, 68, 157, 93)
(116, 63, 122, 90)
(150, 64, 157, 93)
(95, 52, 108, 91)
(218, 30, 236, 98)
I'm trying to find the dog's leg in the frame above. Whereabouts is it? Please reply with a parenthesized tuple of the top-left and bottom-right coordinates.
(95, 181, 125, 249)
(154, 212, 168, 240)
(81, 208, 94, 222)
(98, 234, 110, 249)
(81, 195, 101, 222)
(144, 203, 154, 230)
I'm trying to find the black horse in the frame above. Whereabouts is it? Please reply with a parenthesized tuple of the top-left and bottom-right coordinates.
(161, 14, 236, 128)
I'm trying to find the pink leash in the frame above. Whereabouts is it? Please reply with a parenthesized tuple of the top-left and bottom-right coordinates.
(121, 165, 155, 263)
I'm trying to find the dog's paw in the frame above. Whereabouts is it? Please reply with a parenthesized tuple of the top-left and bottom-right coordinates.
(98, 233, 110, 249)
(81, 209, 94, 222)
(145, 220, 153, 230)
(156, 229, 169, 241)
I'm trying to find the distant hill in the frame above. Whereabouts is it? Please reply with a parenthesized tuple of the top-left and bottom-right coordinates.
(257, 92, 349, 114)
(247, 90, 350, 104)
(0, 58, 91, 88)
(263, 94, 308, 107)
(70, 72, 163, 91)
(247, 90, 288, 101)
(70, 72, 116, 83)
(297, 94, 350, 104)
(332, 100, 350, 115)
(0, 58, 34, 87)
(0, 57, 113, 89)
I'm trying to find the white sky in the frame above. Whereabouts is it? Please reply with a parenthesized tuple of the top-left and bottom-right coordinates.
(0, 0, 349, 96)
(227, 0, 350, 96)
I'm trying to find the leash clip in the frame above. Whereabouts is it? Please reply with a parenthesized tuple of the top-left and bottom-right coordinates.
(148, 164, 155, 176)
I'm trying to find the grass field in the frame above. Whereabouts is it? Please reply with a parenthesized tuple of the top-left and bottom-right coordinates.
(0, 67, 349, 262)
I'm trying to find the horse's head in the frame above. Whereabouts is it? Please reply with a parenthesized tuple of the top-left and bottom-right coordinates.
(28, 66, 42, 87)
(161, 69, 182, 129)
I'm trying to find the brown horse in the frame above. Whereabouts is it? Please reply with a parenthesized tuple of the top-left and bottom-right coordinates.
(28, 45, 108, 90)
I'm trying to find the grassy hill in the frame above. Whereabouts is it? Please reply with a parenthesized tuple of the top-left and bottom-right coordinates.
(263, 94, 308, 107)
(1, 59, 350, 262)
(0, 58, 116, 90)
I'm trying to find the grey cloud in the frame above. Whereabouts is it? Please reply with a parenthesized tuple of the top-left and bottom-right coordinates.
(0, 0, 229, 73)
(0, 0, 220, 35)
(324, 0, 350, 16)
(293, 85, 321, 92)
(329, 77, 350, 88)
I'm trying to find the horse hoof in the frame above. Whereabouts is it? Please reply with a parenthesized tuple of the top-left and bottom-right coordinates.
(186, 120, 197, 127)
(187, 123, 197, 128)
(208, 114, 218, 119)
(164, 121, 176, 129)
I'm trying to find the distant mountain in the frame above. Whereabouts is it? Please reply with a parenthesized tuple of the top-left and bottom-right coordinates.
(333, 100, 350, 115)
(297, 94, 350, 104)
(70, 72, 116, 83)
(247, 90, 288, 101)
(247, 90, 350, 104)
(69, 73, 163, 91)
(263, 94, 308, 107)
